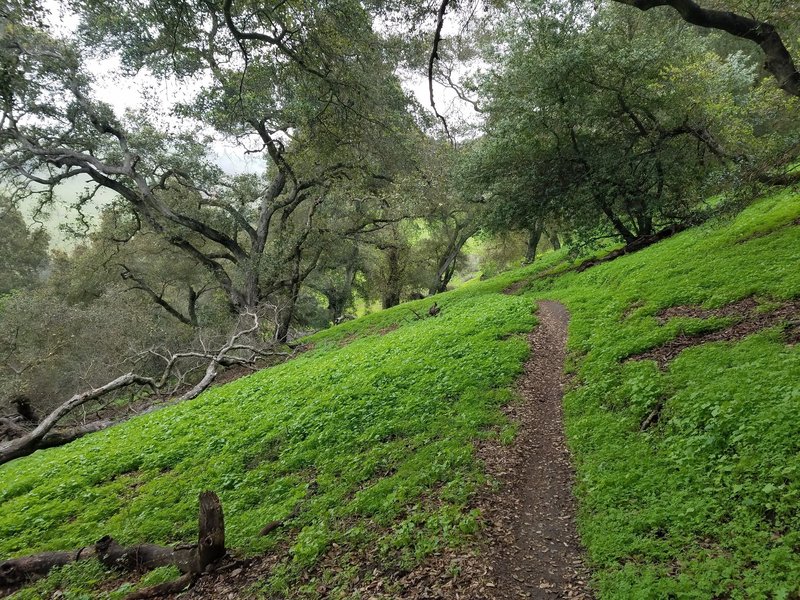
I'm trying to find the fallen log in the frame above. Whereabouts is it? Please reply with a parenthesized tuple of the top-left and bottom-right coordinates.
(0, 373, 158, 466)
(0, 312, 288, 467)
(37, 421, 115, 450)
(0, 491, 224, 592)
(0, 547, 96, 587)
(95, 491, 224, 575)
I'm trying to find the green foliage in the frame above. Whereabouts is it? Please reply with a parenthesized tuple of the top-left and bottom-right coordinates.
(0, 201, 49, 295)
(136, 565, 181, 587)
(532, 188, 800, 597)
(469, 1, 800, 245)
(0, 252, 564, 597)
(1, 0, 423, 326)
(2, 181, 798, 598)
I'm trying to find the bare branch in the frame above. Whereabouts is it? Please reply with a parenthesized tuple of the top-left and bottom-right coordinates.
(428, 0, 455, 143)
(120, 264, 198, 327)
(0, 314, 290, 465)
(0, 372, 157, 464)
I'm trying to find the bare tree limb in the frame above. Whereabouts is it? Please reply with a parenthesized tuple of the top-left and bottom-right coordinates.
(178, 312, 262, 401)
(429, 0, 455, 143)
(119, 265, 199, 327)
(0, 373, 156, 465)
(0, 314, 288, 466)
(0, 492, 224, 593)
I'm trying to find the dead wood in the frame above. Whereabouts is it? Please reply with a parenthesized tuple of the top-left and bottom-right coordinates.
(10, 397, 37, 423)
(510, 223, 690, 293)
(0, 416, 26, 441)
(758, 170, 800, 187)
(0, 548, 96, 588)
(96, 537, 193, 573)
(97, 491, 224, 575)
(258, 502, 303, 537)
(640, 400, 665, 431)
(258, 520, 283, 536)
(0, 492, 224, 593)
(0, 312, 287, 466)
(37, 420, 115, 449)
(0, 372, 158, 466)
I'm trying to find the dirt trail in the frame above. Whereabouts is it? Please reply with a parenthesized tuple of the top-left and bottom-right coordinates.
(65, 301, 592, 600)
(483, 300, 591, 599)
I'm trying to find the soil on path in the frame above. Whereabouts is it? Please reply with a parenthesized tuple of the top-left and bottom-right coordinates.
(45, 300, 592, 600)
(480, 300, 591, 599)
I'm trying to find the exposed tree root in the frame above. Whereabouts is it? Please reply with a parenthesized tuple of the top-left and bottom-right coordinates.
(0, 548, 97, 588)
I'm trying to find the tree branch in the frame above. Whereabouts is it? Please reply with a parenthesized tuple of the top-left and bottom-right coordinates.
(428, 0, 455, 143)
(613, 0, 800, 97)
(0, 314, 288, 466)
(120, 265, 198, 327)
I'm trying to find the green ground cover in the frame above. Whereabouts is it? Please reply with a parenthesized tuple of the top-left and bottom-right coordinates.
(0, 253, 564, 599)
(530, 189, 800, 598)
(2, 188, 799, 599)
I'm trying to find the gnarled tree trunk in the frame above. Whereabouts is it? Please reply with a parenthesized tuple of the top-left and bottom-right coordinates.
(428, 223, 479, 295)
(547, 229, 561, 251)
(382, 246, 403, 309)
(524, 224, 544, 264)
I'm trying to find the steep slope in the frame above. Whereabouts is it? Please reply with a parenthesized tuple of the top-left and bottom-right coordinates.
(529, 189, 800, 597)
(0, 255, 564, 599)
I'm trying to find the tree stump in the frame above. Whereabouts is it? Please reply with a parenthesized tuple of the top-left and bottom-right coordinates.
(0, 491, 224, 591)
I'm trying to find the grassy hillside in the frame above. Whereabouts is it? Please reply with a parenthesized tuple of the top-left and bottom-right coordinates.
(531, 189, 800, 598)
(1, 188, 799, 599)
(0, 254, 563, 599)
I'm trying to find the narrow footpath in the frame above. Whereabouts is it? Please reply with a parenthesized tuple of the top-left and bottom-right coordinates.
(483, 300, 591, 599)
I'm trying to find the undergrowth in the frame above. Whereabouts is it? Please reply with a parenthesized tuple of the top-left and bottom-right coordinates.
(0, 253, 563, 599)
(532, 188, 800, 598)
